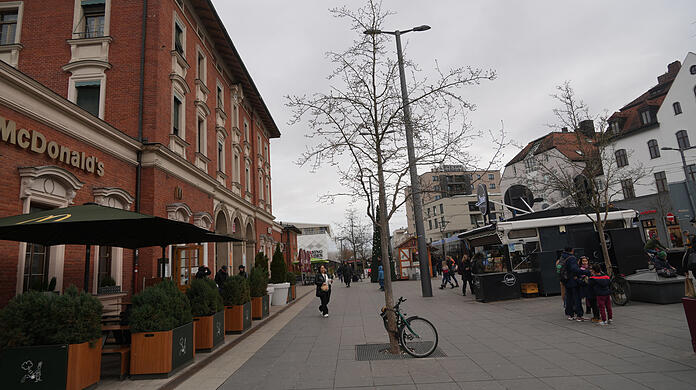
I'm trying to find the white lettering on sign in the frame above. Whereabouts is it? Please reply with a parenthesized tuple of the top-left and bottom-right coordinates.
(0, 116, 105, 176)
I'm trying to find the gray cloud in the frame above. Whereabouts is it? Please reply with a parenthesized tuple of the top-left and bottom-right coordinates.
(213, 0, 696, 233)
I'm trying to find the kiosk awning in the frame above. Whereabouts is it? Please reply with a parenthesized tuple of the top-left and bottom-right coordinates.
(458, 224, 501, 247)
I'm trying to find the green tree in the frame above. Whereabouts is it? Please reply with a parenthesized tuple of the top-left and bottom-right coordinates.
(254, 251, 269, 277)
(270, 245, 288, 283)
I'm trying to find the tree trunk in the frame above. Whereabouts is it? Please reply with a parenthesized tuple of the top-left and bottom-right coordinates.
(595, 211, 613, 278)
(377, 144, 400, 354)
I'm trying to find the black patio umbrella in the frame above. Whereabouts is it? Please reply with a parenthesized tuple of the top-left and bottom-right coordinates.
(0, 203, 240, 291)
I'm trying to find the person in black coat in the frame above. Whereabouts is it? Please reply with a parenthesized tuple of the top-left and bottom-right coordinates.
(214, 265, 229, 288)
(315, 265, 333, 317)
(561, 248, 590, 321)
(195, 265, 211, 279)
(343, 263, 353, 287)
(458, 253, 474, 296)
(589, 263, 613, 325)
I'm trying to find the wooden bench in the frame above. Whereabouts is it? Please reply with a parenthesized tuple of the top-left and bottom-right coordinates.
(102, 346, 130, 380)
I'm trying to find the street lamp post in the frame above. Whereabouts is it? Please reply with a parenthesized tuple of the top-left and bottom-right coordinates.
(364, 25, 433, 297)
(661, 146, 696, 218)
(439, 220, 449, 266)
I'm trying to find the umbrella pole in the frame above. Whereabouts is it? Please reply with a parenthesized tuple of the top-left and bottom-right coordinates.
(83, 245, 91, 293)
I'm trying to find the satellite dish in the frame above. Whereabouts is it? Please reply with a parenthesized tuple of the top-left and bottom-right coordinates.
(504, 185, 535, 211)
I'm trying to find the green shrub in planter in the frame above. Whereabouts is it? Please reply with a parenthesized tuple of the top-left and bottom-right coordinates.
(130, 279, 192, 333)
(250, 267, 268, 298)
(187, 278, 223, 316)
(0, 286, 102, 348)
(270, 245, 288, 284)
(254, 252, 269, 277)
(286, 271, 297, 285)
(221, 276, 251, 306)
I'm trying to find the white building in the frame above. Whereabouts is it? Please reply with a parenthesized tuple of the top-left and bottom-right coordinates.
(606, 54, 696, 246)
(500, 124, 596, 219)
(284, 222, 338, 261)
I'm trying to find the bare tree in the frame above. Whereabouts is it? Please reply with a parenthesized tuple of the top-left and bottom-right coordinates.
(337, 208, 371, 272)
(510, 81, 647, 276)
(287, 0, 500, 353)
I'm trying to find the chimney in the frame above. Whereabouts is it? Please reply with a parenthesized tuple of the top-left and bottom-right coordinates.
(577, 120, 595, 137)
(561, 127, 568, 133)
(657, 60, 681, 84)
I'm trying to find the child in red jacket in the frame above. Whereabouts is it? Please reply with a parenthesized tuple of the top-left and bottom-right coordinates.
(589, 264, 612, 325)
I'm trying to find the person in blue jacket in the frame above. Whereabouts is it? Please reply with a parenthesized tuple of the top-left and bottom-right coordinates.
(560, 248, 590, 321)
(378, 265, 384, 291)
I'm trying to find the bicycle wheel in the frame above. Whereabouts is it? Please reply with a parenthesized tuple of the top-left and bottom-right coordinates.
(399, 316, 438, 358)
(611, 277, 630, 306)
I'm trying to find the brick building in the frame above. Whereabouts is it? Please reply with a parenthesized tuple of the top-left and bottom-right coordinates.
(0, 0, 280, 305)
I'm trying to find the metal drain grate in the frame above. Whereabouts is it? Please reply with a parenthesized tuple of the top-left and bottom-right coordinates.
(355, 343, 446, 361)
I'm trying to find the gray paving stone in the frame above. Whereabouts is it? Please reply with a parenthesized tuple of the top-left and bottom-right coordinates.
(212, 280, 693, 390)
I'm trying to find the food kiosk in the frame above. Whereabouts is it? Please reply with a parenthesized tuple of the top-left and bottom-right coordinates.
(459, 208, 638, 302)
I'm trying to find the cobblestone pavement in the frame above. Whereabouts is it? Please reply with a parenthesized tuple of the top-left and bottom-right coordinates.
(213, 279, 696, 390)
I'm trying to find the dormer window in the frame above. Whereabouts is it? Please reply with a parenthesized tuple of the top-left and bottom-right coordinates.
(640, 110, 653, 125)
(576, 150, 584, 156)
(673, 102, 682, 115)
(610, 120, 620, 133)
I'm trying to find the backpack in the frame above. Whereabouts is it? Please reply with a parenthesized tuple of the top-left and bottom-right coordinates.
(557, 257, 569, 281)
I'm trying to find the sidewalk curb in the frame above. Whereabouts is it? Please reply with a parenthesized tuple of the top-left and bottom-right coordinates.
(158, 288, 313, 390)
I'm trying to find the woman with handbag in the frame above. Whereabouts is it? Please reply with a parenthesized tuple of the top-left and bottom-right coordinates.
(315, 265, 333, 317)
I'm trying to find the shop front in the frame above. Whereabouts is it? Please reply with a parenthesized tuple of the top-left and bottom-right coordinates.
(458, 209, 639, 303)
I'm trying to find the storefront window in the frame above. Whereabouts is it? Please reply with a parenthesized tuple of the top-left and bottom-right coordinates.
(98, 246, 112, 286)
(23, 205, 50, 291)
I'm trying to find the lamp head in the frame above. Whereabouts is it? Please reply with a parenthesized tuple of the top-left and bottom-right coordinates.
(413, 25, 431, 32)
(363, 29, 382, 35)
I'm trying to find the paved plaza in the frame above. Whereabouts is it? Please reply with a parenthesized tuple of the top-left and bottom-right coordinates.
(176, 278, 696, 390)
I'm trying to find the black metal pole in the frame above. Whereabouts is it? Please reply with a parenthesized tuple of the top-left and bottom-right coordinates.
(394, 31, 432, 297)
(83, 245, 91, 292)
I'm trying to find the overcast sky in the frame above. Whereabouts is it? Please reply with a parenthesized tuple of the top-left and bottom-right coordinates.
(213, 0, 696, 235)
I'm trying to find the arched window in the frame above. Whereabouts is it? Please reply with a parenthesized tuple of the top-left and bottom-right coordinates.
(673, 102, 682, 115)
(615, 149, 628, 168)
(677, 130, 690, 150)
(647, 139, 660, 159)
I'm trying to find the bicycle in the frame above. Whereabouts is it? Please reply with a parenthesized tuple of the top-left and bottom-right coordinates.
(609, 265, 630, 306)
(379, 297, 438, 358)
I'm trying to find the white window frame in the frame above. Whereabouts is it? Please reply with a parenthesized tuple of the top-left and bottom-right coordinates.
(172, 13, 186, 58)
(216, 80, 224, 110)
(245, 160, 251, 191)
(217, 135, 225, 173)
(258, 173, 264, 201)
(68, 76, 106, 119)
(172, 90, 186, 139)
(0, 1, 23, 43)
(196, 114, 207, 155)
(233, 150, 241, 183)
(196, 47, 207, 85)
(71, 0, 111, 39)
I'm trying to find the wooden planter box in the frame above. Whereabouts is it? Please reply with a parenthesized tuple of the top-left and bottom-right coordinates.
(251, 295, 269, 320)
(193, 311, 225, 352)
(130, 322, 194, 377)
(225, 302, 252, 334)
(291, 284, 296, 300)
(0, 339, 101, 390)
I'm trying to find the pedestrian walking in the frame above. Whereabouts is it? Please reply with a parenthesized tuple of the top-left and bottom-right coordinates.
(214, 265, 229, 288)
(378, 265, 385, 291)
(459, 253, 474, 296)
(589, 263, 613, 325)
(195, 265, 211, 279)
(439, 258, 455, 289)
(559, 248, 589, 321)
(447, 256, 460, 288)
(315, 265, 332, 317)
(344, 263, 353, 287)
